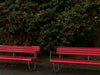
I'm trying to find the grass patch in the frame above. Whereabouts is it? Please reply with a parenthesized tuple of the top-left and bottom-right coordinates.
(38, 56, 51, 65)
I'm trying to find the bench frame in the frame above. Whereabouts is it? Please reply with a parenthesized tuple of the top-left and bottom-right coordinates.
(50, 51, 61, 72)
(27, 52, 38, 71)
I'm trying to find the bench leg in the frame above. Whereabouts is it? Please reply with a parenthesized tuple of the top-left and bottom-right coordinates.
(53, 62, 56, 72)
(52, 63, 61, 72)
(27, 61, 31, 71)
(27, 61, 37, 71)
(58, 63, 60, 71)
(33, 61, 36, 70)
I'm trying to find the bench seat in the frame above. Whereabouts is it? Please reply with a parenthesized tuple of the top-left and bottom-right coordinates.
(50, 58, 100, 65)
(0, 55, 37, 61)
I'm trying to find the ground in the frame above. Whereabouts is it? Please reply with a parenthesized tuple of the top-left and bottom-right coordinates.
(0, 63, 100, 75)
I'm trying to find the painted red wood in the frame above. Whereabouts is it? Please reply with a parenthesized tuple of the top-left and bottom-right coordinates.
(50, 46, 100, 66)
(0, 45, 40, 53)
(0, 45, 40, 70)
(50, 51, 55, 53)
(56, 47, 100, 56)
(50, 58, 100, 65)
(0, 55, 35, 61)
(0, 45, 40, 61)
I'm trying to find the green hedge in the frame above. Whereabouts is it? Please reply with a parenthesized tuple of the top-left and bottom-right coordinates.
(0, 0, 100, 54)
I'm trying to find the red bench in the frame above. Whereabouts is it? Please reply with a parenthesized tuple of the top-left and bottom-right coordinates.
(50, 46, 100, 72)
(0, 45, 40, 71)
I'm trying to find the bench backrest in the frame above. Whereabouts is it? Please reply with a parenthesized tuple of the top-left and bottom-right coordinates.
(56, 47, 100, 56)
(0, 45, 40, 53)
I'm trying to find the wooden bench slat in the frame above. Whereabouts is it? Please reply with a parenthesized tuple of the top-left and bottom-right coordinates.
(57, 49, 100, 51)
(57, 47, 100, 55)
(50, 58, 100, 65)
(56, 52, 100, 56)
(0, 50, 35, 53)
(57, 46, 100, 50)
(0, 55, 35, 61)
(0, 45, 40, 53)
(57, 51, 100, 53)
